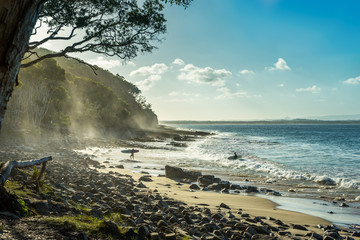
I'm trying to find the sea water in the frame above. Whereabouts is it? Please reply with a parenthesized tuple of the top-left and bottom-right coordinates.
(78, 124, 360, 227)
(172, 124, 360, 189)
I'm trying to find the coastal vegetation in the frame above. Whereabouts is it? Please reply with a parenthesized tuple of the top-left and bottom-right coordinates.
(3, 48, 158, 137)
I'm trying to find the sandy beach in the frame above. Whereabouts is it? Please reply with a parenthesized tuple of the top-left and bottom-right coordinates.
(98, 166, 334, 236)
(1, 134, 359, 239)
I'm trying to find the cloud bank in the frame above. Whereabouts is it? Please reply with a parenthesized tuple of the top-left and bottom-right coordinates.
(343, 76, 360, 85)
(130, 63, 168, 91)
(178, 64, 232, 87)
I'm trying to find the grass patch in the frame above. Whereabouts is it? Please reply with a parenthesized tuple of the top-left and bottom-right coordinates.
(4, 180, 34, 199)
(45, 215, 101, 232)
(43, 215, 127, 239)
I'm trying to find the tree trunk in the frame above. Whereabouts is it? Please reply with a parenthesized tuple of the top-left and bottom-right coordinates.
(0, 0, 43, 131)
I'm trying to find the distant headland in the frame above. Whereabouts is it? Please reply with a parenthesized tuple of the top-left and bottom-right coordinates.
(162, 119, 360, 125)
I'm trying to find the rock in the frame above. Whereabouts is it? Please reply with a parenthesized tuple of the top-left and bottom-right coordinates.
(324, 230, 341, 239)
(221, 188, 230, 194)
(228, 212, 235, 218)
(157, 220, 168, 228)
(316, 177, 336, 186)
(230, 184, 242, 190)
(208, 183, 222, 191)
(251, 234, 276, 240)
(115, 165, 124, 169)
(150, 232, 160, 240)
(77, 232, 88, 240)
(245, 226, 258, 235)
(189, 183, 200, 190)
(90, 209, 104, 219)
(292, 224, 308, 231)
(165, 233, 176, 240)
(339, 202, 349, 207)
(139, 175, 153, 182)
(198, 175, 216, 187)
(165, 165, 201, 181)
(254, 226, 270, 235)
(138, 225, 150, 237)
(220, 203, 230, 209)
(32, 200, 49, 215)
(137, 182, 147, 188)
(212, 213, 224, 220)
(157, 200, 169, 209)
(99, 220, 120, 236)
(311, 232, 323, 240)
(245, 186, 259, 193)
(218, 180, 231, 189)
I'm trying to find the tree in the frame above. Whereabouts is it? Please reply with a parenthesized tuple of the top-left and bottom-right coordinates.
(5, 58, 66, 129)
(0, 0, 192, 131)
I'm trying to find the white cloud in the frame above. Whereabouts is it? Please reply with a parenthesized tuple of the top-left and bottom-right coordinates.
(215, 87, 248, 99)
(267, 58, 291, 71)
(239, 69, 255, 75)
(178, 64, 232, 87)
(296, 85, 321, 93)
(127, 61, 136, 67)
(135, 75, 161, 91)
(279, 83, 285, 87)
(87, 56, 121, 69)
(130, 63, 168, 91)
(343, 76, 360, 85)
(172, 58, 185, 66)
(130, 63, 168, 77)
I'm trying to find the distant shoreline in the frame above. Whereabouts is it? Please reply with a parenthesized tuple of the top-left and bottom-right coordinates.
(162, 119, 360, 125)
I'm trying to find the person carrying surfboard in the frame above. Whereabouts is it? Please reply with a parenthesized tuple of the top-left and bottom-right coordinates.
(130, 148, 135, 160)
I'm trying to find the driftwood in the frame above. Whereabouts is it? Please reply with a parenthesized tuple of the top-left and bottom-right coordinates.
(0, 156, 52, 213)
(0, 156, 52, 186)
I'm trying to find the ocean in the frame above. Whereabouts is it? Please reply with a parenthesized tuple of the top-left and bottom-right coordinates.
(168, 124, 360, 191)
(78, 123, 360, 227)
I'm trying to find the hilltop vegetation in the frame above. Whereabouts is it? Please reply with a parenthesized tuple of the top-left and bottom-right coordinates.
(3, 48, 158, 138)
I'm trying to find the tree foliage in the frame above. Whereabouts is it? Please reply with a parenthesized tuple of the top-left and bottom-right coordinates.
(23, 0, 193, 67)
(4, 52, 158, 136)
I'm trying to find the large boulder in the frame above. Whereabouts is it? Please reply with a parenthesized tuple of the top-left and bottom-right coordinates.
(165, 165, 201, 181)
(198, 175, 216, 187)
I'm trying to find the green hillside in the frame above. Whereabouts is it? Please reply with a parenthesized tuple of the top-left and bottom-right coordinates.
(3, 49, 158, 137)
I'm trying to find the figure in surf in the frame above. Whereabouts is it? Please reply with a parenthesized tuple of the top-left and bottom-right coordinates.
(130, 149, 135, 160)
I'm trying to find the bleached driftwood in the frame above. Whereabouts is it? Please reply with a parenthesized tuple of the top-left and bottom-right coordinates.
(0, 156, 52, 186)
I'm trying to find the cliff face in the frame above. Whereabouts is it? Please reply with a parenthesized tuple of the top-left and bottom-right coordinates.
(3, 48, 158, 136)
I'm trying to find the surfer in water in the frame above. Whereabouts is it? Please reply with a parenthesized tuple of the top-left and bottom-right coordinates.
(130, 149, 135, 160)
(234, 152, 238, 159)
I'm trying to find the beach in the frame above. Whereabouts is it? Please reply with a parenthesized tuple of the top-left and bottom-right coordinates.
(1, 127, 360, 239)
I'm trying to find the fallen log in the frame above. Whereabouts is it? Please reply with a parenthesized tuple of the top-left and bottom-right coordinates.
(0, 156, 52, 186)
(0, 156, 52, 213)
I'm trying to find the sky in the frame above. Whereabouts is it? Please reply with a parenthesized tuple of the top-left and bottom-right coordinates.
(34, 0, 360, 121)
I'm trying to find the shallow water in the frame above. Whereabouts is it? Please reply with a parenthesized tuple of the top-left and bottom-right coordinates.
(76, 124, 360, 227)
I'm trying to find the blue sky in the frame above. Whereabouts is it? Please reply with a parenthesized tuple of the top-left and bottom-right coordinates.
(35, 0, 360, 120)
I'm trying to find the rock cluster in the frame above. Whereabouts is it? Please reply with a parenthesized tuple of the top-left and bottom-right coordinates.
(0, 141, 359, 239)
(166, 166, 283, 196)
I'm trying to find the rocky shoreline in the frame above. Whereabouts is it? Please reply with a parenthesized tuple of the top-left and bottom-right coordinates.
(0, 134, 360, 239)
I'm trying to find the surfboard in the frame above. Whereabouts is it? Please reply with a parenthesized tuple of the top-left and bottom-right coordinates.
(228, 155, 242, 160)
(121, 149, 139, 153)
